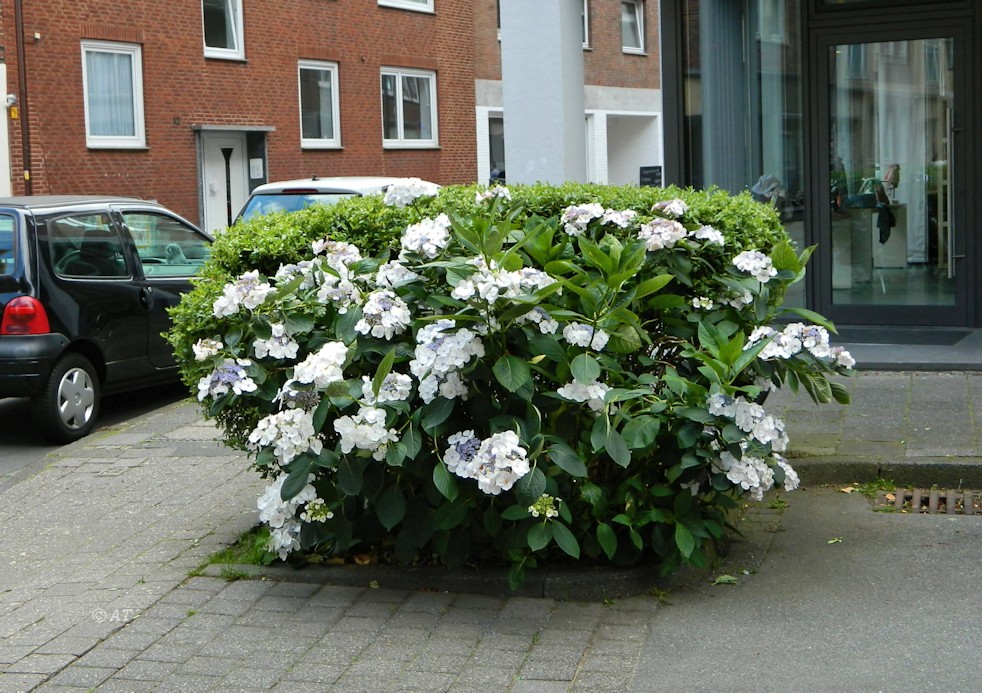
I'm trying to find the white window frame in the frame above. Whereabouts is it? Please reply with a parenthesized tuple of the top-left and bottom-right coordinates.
(81, 40, 145, 149)
(381, 67, 438, 149)
(621, 0, 645, 55)
(583, 0, 590, 48)
(378, 0, 434, 12)
(298, 60, 341, 149)
(202, 0, 245, 60)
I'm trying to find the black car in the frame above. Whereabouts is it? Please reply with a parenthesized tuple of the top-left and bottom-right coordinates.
(0, 196, 212, 443)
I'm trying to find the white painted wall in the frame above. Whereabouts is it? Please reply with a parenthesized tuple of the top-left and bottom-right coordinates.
(0, 65, 11, 196)
(499, 0, 586, 184)
(606, 114, 661, 185)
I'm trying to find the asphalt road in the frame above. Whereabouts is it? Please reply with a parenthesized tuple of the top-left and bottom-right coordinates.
(0, 381, 191, 491)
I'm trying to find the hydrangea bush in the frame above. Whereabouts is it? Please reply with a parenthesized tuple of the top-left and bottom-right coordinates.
(171, 180, 852, 587)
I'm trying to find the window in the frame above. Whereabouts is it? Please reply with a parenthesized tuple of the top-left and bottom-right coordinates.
(81, 41, 145, 149)
(583, 0, 590, 47)
(381, 68, 438, 148)
(299, 61, 340, 148)
(123, 212, 212, 278)
(203, 0, 244, 59)
(621, 0, 644, 53)
(378, 0, 434, 12)
(0, 215, 14, 277)
(49, 214, 129, 279)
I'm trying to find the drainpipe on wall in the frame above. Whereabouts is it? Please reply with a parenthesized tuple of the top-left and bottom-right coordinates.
(14, 0, 32, 195)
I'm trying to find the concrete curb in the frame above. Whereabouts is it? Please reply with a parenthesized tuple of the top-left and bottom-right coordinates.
(794, 457, 982, 487)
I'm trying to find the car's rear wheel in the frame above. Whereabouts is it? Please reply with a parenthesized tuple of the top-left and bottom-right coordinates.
(31, 353, 101, 444)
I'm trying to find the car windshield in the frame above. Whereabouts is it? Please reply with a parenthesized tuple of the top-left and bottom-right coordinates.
(238, 192, 358, 223)
(0, 215, 13, 276)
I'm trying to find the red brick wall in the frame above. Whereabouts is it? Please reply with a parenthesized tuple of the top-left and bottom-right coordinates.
(2, 0, 477, 225)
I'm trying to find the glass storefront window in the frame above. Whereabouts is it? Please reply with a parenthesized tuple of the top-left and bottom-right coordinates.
(829, 38, 955, 306)
(681, 0, 805, 306)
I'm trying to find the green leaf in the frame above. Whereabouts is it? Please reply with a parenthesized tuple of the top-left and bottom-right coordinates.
(597, 522, 617, 560)
(547, 441, 588, 477)
(493, 355, 532, 393)
(500, 505, 531, 521)
(675, 522, 696, 558)
(528, 333, 568, 365)
(779, 306, 838, 333)
(604, 430, 631, 468)
(580, 482, 604, 511)
(337, 456, 366, 496)
(633, 274, 675, 300)
(577, 237, 614, 275)
(372, 348, 397, 399)
(376, 486, 407, 530)
(312, 396, 333, 432)
(280, 458, 314, 501)
(570, 353, 601, 383)
(621, 416, 660, 449)
(712, 574, 740, 586)
(335, 306, 362, 343)
(515, 467, 547, 506)
(404, 421, 423, 460)
(432, 499, 470, 530)
(830, 381, 850, 404)
(527, 522, 554, 551)
(551, 523, 580, 558)
(421, 397, 455, 431)
(769, 241, 801, 274)
(432, 462, 459, 501)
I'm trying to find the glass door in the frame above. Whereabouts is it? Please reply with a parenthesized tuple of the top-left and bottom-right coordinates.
(815, 27, 969, 325)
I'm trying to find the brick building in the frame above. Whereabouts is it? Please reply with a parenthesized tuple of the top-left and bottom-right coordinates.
(1, 0, 478, 232)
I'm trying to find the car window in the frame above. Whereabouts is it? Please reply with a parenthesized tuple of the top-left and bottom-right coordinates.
(123, 211, 211, 278)
(49, 213, 130, 279)
(238, 192, 357, 223)
(0, 214, 14, 277)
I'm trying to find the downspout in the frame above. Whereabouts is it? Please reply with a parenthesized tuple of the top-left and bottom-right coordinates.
(14, 0, 32, 195)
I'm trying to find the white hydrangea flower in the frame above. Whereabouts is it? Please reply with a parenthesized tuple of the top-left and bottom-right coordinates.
(638, 217, 688, 251)
(560, 203, 604, 236)
(713, 451, 774, 501)
(475, 186, 511, 204)
(192, 338, 223, 361)
(197, 358, 258, 401)
(374, 260, 420, 289)
(693, 224, 725, 246)
(274, 260, 318, 288)
(692, 296, 714, 310)
(831, 346, 856, 369)
(361, 372, 413, 404)
(776, 456, 800, 492)
(248, 408, 323, 466)
(720, 289, 754, 309)
(253, 323, 300, 360)
(409, 320, 485, 403)
(213, 270, 276, 317)
(314, 268, 362, 313)
(706, 393, 736, 418)
(445, 430, 530, 496)
(257, 472, 320, 559)
(515, 306, 560, 334)
(333, 405, 399, 460)
(383, 177, 440, 208)
(293, 342, 348, 388)
(601, 208, 638, 228)
(401, 213, 452, 259)
(652, 198, 689, 218)
(732, 250, 778, 283)
(562, 322, 608, 351)
(355, 289, 412, 340)
(557, 380, 610, 412)
(299, 498, 334, 523)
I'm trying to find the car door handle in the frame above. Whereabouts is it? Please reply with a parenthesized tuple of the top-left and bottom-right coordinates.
(139, 286, 154, 310)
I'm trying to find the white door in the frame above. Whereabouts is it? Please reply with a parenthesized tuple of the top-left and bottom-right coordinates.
(201, 132, 248, 234)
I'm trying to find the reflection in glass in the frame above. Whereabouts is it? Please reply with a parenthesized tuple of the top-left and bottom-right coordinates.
(829, 38, 954, 306)
(680, 0, 804, 307)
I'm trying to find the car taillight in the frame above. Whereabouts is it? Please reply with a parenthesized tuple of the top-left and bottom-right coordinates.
(1, 296, 51, 335)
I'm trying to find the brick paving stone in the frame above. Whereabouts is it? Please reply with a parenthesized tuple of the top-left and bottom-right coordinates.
(155, 673, 224, 692)
(407, 652, 473, 675)
(450, 665, 521, 689)
(112, 658, 180, 682)
(0, 672, 47, 690)
(48, 664, 117, 688)
(570, 671, 633, 692)
(281, 662, 345, 684)
(180, 654, 240, 677)
(512, 680, 569, 693)
(394, 670, 456, 691)
(306, 585, 365, 607)
(519, 645, 584, 681)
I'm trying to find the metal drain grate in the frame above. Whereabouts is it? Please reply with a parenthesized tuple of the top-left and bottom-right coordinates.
(876, 489, 982, 515)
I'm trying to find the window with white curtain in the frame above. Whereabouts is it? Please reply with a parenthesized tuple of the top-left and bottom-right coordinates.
(583, 0, 590, 47)
(299, 61, 340, 148)
(202, 0, 244, 59)
(621, 0, 644, 54)
(381, 68, 438, 148)
(81, 41, 145, 149)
